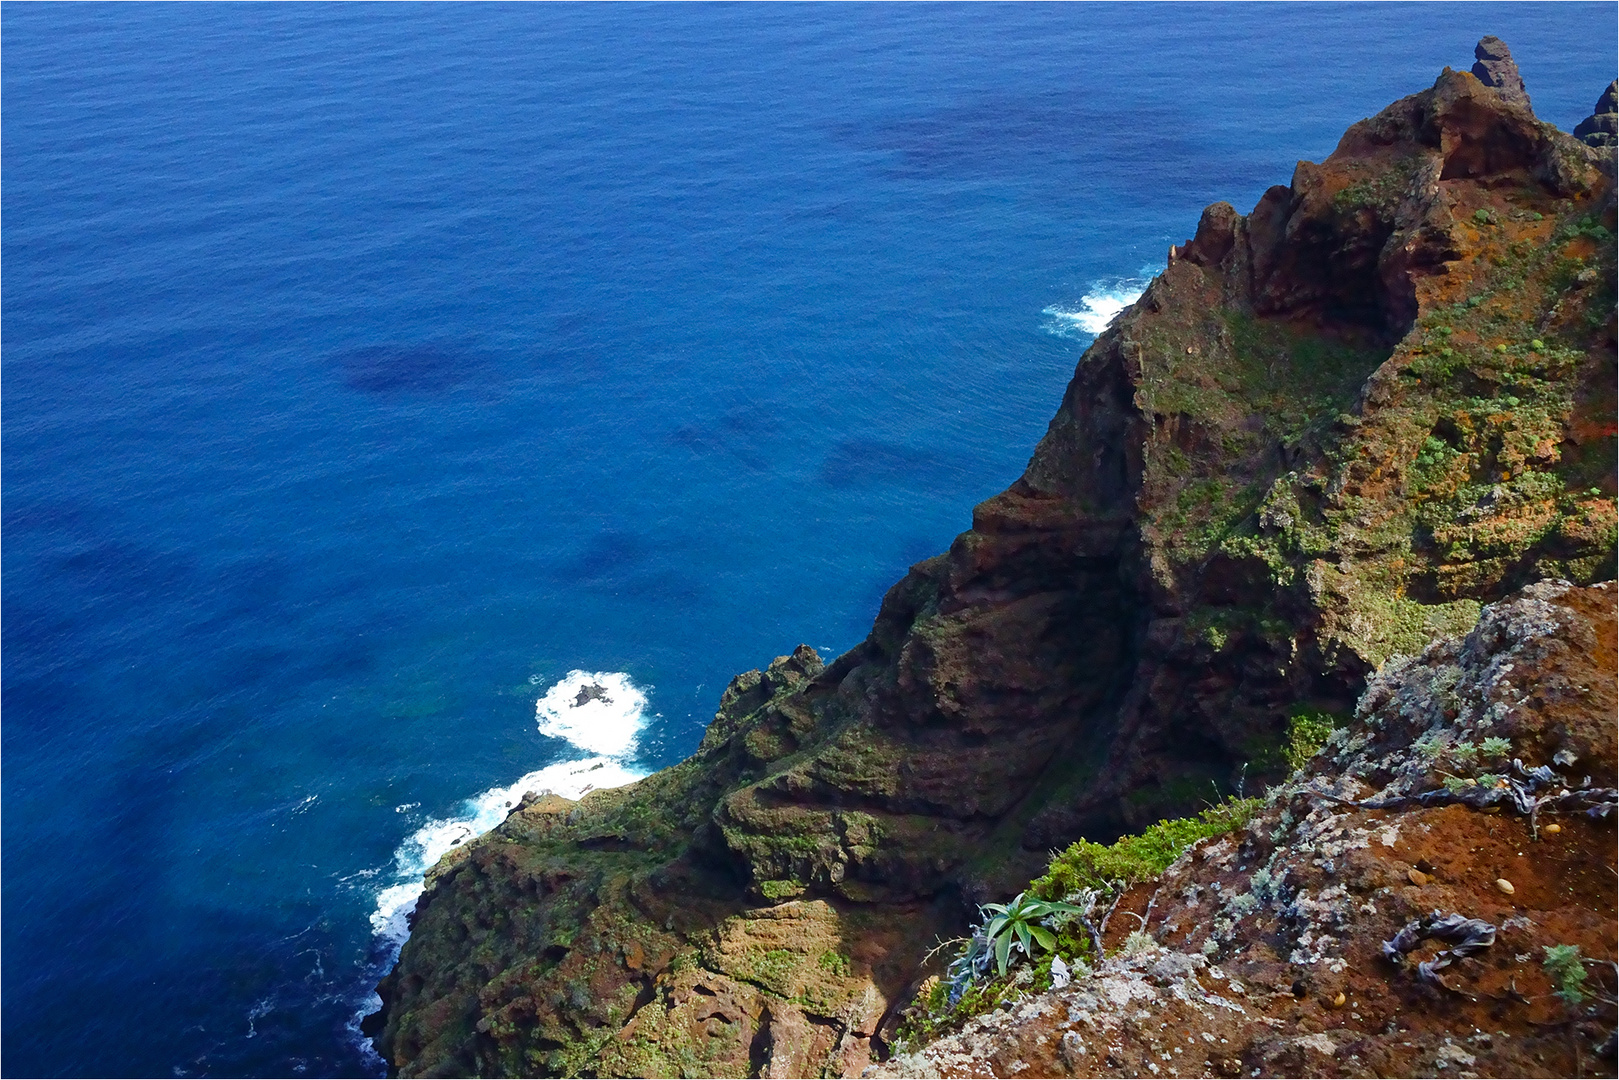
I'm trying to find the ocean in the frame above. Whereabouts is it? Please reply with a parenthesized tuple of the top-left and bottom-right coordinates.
(4, 4, 1613, 1076)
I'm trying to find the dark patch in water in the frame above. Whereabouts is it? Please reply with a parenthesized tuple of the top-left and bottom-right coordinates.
(668, 420, 769, 471)
(56, 538, 196, 602)
(0, 673, 88, 741)
(563, 531, 651, 581)
(305, 640, 375, 682)
(527, 342, 620, 388)
(618, 569, 707, 606)
(832, 89, 1257, 197)
(3, 497, 99, 537)
(552, 532, 706, 606)
(208, 557, 294, 619)
(3, 602, 87, 662)
(216, 644, 300, 690)
(819, 439, 963, 489)
(670, 424, 721, 453)
(551, 310, 595, 338)
(182, 559, 370, 662)
(182, 623, 372, 699)
(332, 344, 480, 395)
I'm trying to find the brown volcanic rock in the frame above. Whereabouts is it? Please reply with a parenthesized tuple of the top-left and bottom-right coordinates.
(368, 60, 1616, 1078)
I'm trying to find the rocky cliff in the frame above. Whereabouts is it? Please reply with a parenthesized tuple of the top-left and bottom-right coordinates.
(365, 51, 1616, 1079)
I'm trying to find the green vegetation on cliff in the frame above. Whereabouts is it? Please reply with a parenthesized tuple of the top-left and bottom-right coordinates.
(1031, 797, 1261, 902)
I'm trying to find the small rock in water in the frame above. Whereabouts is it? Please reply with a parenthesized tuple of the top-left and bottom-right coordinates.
(573, 683, 611, 707)
(1495, 878, 1516, 895)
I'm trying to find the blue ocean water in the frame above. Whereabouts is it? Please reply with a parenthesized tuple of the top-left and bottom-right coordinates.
(3, 5, 1612, 1076)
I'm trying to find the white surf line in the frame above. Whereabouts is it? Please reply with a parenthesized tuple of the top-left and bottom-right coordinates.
(367, 671, 653, 949)
(1042, 272, 1157, 337)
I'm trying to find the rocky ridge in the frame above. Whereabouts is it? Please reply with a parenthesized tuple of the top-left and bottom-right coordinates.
(366, 46, 1616, 1079)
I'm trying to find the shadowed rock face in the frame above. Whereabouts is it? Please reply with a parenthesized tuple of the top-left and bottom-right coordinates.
(367, 62, 1616, 1079)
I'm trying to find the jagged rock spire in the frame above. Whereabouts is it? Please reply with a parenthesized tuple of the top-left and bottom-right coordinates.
(1574, 79, 1618, 148)
(1471, 35, 1532, 113)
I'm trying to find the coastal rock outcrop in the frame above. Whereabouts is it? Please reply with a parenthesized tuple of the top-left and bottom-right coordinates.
(367, 49, 1616, 1079)
(1576, 80, 1619, 149)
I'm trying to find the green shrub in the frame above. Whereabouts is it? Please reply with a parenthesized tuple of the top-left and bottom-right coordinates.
(1032, 797, 1260, 901)
(918, 794, 1264, 1048)
(758, 878, 802, 901)
(1575, 216, 1615, 243)
(1543, 944, 1589, 1005)
(1413, 730, 1447, 760)
(817, 949, 851, 978)
(1284, 711, 1341, 771)
(894, 976, 1011, 1052)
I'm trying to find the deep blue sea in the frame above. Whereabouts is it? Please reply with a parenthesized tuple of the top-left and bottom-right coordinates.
(4, 5, 1613, 1076)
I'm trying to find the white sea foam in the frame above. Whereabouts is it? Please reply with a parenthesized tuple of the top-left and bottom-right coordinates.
(367, 756, 647, 945)
(535, 670, 648, 756)
(1043, 276, 1152, 337)
(365, 672, 651, 950)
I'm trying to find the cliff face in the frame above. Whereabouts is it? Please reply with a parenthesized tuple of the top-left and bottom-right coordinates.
(367, 63, 1616, 1079)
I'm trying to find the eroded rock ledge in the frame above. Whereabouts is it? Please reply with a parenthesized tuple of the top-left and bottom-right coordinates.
(367, 56, 1615, 1079)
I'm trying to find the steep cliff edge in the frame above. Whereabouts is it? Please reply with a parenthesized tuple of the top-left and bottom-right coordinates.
(366, 60, 1616, 1078)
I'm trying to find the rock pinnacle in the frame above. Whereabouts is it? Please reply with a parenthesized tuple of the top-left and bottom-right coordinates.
(1471, 35, 1532, 113)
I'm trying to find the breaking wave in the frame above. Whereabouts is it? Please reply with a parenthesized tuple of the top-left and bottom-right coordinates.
(1042, 276, 1152, 338)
